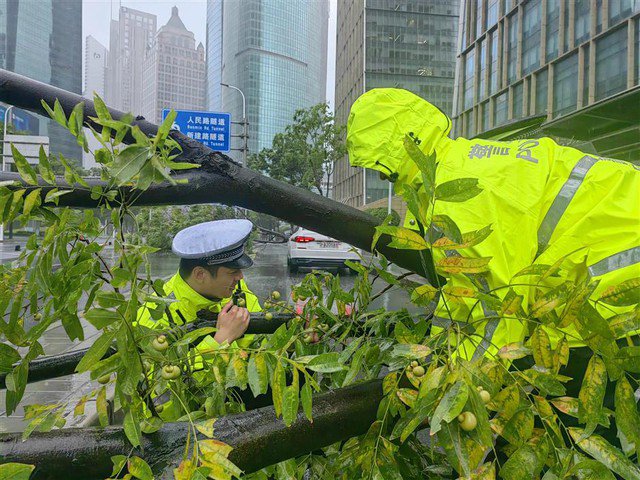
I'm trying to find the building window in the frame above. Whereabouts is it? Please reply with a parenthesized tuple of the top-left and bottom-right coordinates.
(478, 39, 487, 100)
(582, 44, 590, 106)
(489, 30, 499, 94)
(522, 0, 541, 75)
(494, 91, 508, 126)
(507, 13, 518, 83)
(512, 82, 523, 119)
(466, 110, 475, 137)
(609, 0, 634, 26)
(487, 0, 498, 29)
(596, 0, 604, 34)
(464, 49, 475, 110)
(546, 0, 560, 62)
(595, 26, 628, 100)
(476, 0, 484, 39)
(636, 18, 640, 84)
(553, 53, 578, 117)
(535, 68, 548, 114)
(481, 100, 490, 132)
(574, 0, 591, 45)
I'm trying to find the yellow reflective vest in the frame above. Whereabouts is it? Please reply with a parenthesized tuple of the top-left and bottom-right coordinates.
(347, 88, 640, 359)
(136, 272, 262, 351)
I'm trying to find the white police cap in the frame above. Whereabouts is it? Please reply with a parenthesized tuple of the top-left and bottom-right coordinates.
(172, 219, 254, 268)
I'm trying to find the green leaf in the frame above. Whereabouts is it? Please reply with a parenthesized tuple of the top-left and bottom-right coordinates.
(599, 278, 640, 306)
(92, 94, 112, 122)
(401, 185, 430, 226)
(156, 109, 177, 146)
(96, 385, 109, 427)
(519, 369, 565, 396)
(44, 188, 73, 206)
(109, 146, 149, 184)
(0, 463, 35, 480)
(435, 178, 482, 202)
(0, 343, 20, 373)
(432, 215, 462, 244)
(128, 455, 153, 480)
(282, 371, 300, 427)
(272, 360, 286, 418)
(37, 146, 55, 185)
(403, 134, 436, 194)
(432, 225, 493, 250)
(391, 390, 438, 442)
(430, 381, 469, 435)
(247, 352, 269, 397)
(84, 308, 119, 329)
(123, 409, 142, 448)
(615, 376, 640, 457)
(140, 415, 163, 434)
(75, 330, 117, 373)
(569, 428, 640, 480)
(301, 381, 313, 422)
(22, 188, 41, 216)
(436, 256, 492, 274)
(410, 283, 438, 306)
(502, 407, 534, 446)
(609, 309, 640, 337)
(497, 342, 532, 360)
(530, 327, 554, 370)
(616, 347, 640, 373)
(52, 99, 68, 128)
(374, 225, 429, 250)
(499, 444, 538, 480)
(578, 356, 607, 437)
(306, 353, 345, 373)
(391, 343, 431, 359)
(11, 145, 38, 185)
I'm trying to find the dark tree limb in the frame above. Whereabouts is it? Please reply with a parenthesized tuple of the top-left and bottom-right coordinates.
(0, 68, 441, 284)
(0, 379, 383, 479)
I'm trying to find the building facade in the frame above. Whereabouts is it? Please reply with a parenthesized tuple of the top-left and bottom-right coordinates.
(453, 0, 639, 161)
(106, 6, 156, 115)
(141, 6, 206, 124)
(84, 35, 108, 99)
(206, 0, 224, 112)
(0, 0, 82, 162)
(333, 0, 460, 208)
(209, 0, 328, 164)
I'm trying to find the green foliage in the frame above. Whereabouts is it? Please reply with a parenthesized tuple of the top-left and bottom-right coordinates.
(1, 99, 638, 480)
(248, 103, 346, 197)
(364, 207, 400, 226)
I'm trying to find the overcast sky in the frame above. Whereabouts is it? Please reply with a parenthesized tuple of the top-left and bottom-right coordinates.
(82, 0, 337, 107)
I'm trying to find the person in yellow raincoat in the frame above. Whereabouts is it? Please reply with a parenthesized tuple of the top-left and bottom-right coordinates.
(347, 88, 639, 444)
(347, 88, 639, 359)
(136, 219, 262, 420)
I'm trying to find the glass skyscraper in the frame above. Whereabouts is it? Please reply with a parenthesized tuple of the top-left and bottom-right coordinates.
(0, 0, 82, 163)
(206, 0, 328, 163)
(333, 0, 460, 208)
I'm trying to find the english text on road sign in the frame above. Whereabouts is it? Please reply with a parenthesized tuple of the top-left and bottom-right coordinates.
(162, 109, 231, 152)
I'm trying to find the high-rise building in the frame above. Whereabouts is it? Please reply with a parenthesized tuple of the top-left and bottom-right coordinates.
(452, 0, 639, 161)
(84, 35, 108, 99)
(0, 0, 82, 162)
(207, 0, 328, 164)
(141, 6, 206, 124)
(333, 0, 460, 208)
(206, 0, 224, 112)
(106, 6, 156, 115)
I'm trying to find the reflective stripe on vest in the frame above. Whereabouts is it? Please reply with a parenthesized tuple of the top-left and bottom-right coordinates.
(588, 246, 640, 277)
(537, 155, 598, 257)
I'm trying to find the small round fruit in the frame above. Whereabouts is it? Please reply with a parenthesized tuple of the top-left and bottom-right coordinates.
(319, 323, 329, 331)
(264, 312, 273, 321)
(143, 360, 153, 371)
(476, 385, 484, 392)
(458, 411, 477, 431)
(410, 361, 419, 368)
(412, 365, 425, 377)
(161, 365, 181, 380)
(264, 300, 272, 309)
(97, 374, 111, 384)
(33, 313, 42, 321)
(271, 291, 281, 300)
(237, 298, 246, 307)
(303, 334, 314, 344)
(152, 335, 169, 352)
(479, 389, 491, 404)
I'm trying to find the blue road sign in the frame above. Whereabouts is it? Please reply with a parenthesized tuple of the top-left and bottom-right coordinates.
(162, 109, 231, 152)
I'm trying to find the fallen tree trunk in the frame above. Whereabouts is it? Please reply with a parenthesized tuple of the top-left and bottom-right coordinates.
(0, 379, 383, 479)
(0, 313, 292, 389)
(0, 69, 440, 284)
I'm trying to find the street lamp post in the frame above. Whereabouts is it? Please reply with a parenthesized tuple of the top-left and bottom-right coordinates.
(221, 83, 248, 166)
(0, 105, 14, 241)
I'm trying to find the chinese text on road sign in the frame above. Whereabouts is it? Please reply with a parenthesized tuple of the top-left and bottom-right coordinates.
(162, 109, 231, 152)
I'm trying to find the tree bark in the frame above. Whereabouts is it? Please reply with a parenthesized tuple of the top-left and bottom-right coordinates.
(0, 69, 441, 284)
(0, 379, 383, 479)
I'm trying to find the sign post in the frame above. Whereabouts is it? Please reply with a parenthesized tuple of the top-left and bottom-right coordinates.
(161, 109, 231, 153)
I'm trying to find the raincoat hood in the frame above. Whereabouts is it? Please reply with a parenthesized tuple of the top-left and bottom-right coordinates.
(346, 88, 452, 189)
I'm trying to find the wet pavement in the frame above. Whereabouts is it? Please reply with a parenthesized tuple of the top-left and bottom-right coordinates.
(0, 240, 416, 433)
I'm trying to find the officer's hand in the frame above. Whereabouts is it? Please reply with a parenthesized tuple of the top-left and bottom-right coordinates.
(214, 301, 250, 344)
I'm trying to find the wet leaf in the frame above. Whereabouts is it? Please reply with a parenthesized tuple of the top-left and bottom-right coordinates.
(22, 188, 41, 216)
(403, 134, 436, 194)
(396, 388, 418, 408)
(410, 283, 437, 306)
(11, 145, 38, 185)
(0, 463, 35, 480)
(502, 407, 534, 446)
(432, 214, 462, 244)
(436, 256, 492, 274)
(301, 381, 313, 422)
(531, 327, 554, 370)
(435, 178, 482, 202)
(432, 225, 493, 250)
(247, 352, 269, 397)
(283, 370, 300, 426)
(127, 456, 152, 480)
(615, 347, 640, 373)
(609, 309, 640, 337)
(598, 278, 640, 306)
(123, 409, 142, 448)
(375, 225, 429, 250)
(499, 444, 538, 480)
(272, 360, 286, 418)
(569, 428, 640, 480)
(578, 356, 607, 437)
(306, 352, 345, 373)
(391, 343, 431, 359)
(109, 145, 149, 184)
(614, 376, 640, 457)
(430, 381, 469, 435)
(500, 289, 523, 316)
(498, 343, 532, 360)
(96, 385, 109, 427)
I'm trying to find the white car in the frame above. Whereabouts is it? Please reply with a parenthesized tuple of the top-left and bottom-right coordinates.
(287, 228, 361, 273)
